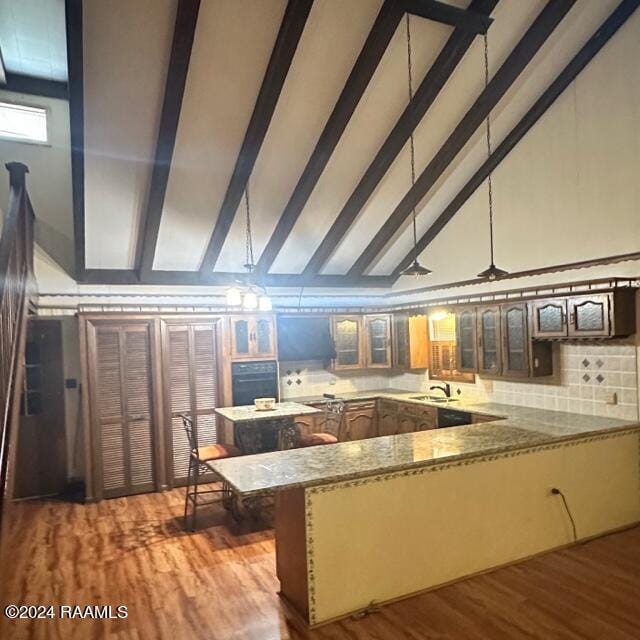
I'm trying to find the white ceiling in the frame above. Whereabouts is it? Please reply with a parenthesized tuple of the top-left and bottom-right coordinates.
(74, 0, 639, 290)
(0, 0, 67, 81)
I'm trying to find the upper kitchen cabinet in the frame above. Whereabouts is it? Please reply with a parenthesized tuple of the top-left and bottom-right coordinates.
(392, 314, 429, 370)
(531, 290, 636, 339)
(429, 311, 474, 382)
(477, 306, 501, 376)
(364, 315, 392, 369)
(455, 307, 477, 373)
(229, 315, 277, 360)
(331, 316, 364, 370)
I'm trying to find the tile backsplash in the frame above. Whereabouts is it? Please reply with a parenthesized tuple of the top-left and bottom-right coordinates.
(280, 342, 639, 421)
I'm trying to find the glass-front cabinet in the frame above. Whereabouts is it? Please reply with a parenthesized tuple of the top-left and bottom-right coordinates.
(501, 303, 530, 378)
(365, 315, 391, 368)
(477, 306, 501, 376)
(568, 295, 610, 338)
(531, 299, 568, 338)
(332, 316, 363, 369)
(229, 316, 276, 359)
(455, 307, 477, 372)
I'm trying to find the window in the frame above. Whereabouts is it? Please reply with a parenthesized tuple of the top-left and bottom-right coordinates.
(0, 100, 48, 144)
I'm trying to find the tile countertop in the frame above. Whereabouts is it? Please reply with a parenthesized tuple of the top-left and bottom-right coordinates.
(211, 394, 640, 497)
(215, 402, 321, 423)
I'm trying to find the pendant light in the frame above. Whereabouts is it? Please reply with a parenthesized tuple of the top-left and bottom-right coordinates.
(225, 181, 272, 310)
(399, 13, 432, 278)
(477, 33, 508, 282)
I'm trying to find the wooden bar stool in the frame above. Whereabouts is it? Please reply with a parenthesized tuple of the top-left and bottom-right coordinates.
(181, 414, 241, 531)
(298, 400, 345, 447)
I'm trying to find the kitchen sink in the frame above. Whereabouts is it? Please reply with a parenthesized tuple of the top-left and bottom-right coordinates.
(410, 395, 458, 404)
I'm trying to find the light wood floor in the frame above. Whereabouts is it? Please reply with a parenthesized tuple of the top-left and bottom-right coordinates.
(1, 487, 640, 640)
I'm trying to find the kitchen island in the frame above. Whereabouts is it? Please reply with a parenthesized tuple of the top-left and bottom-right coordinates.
(211, 401, 640, 627)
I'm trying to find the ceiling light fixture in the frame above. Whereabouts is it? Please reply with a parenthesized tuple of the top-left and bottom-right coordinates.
(477, 33, 509, 282)
(399, 13, 432, 278)
(225, 181, 272, 311)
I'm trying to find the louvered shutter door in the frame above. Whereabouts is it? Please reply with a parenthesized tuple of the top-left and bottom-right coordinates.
(167, 327, 192, 482)
(96, 329, 126, 494)
(166, 324, 219, 484)
(94, 324, 156, 498)
(124, 328, 155, 491)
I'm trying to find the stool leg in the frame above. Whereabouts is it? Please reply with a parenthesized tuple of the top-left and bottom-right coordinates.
(191, 459, 200, 531)
(184, 456, 194, 529)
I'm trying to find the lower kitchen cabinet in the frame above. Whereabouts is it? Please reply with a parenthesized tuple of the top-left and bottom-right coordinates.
(343, 401, 377, 441)
(377, 399, 437, 436)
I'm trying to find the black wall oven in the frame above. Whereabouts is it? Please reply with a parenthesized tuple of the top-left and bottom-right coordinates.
(231, 360, 279, 406)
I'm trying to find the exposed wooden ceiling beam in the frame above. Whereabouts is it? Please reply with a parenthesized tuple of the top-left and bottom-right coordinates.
(65, 0, 85, 280)
(392, 0, 639, 280)
(255, 0, 405, 275)
(2, 73, 68, 100)
(80, 268, 392, 289)
(0, 46, 6, 85)
(302, 0, 498, 278)
(349, 0, 576, 277)
(402, 0, 493, 34)
(198, 0, 313, 276)
(136, 0, 201, 279)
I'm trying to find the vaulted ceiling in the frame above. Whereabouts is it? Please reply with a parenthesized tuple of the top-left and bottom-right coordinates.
(66, 0, 639, 291)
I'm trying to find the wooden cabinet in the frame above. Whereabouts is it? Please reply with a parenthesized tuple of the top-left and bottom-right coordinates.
(501, 303, 530, 378)
(343, 400, 376, 441)
(377, 399, 398, 436)
(293, 414, 316, 438)
(477, 306, 501, 376)
(531, 291, 635, 339)
(397, 402, 437, 433)
(456, 307, 477, 372)
(229, 315, 276, 359)
(392, 313, 429, 370)
(364, 314, 392, 368)
(331, 316, 364, 370)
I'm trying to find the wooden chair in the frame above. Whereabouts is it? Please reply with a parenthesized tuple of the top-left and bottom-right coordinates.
(181, 414, 241, 531)
(298, 400, 345, 447)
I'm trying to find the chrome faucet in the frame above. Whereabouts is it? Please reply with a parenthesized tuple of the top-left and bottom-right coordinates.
(430, 383, 451, 399)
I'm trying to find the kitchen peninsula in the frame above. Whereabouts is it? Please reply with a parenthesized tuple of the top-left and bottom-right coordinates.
(211, 398, 640, 626)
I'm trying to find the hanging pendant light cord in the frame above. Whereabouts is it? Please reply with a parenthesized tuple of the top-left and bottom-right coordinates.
(406, 14, 418, 262)
(484, 33, 495, 266)
(244, 181, 255, 272)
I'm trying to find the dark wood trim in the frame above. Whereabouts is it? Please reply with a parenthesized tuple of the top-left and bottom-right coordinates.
(302, 0, 498, 278)
(79, 268, 392, 288)
(198, 0, 313, 275)
(390, 251, 640, 297)
(402, 0, 493, 33)
(393, 0, 639, 279)
(349, 0, 577, 277)
(2, 73, 68, 100)
(136, 0, 201, 278)
(65, 0, 86, 280)
(255, 0, 404, 274)
(0, 45, 5, 85)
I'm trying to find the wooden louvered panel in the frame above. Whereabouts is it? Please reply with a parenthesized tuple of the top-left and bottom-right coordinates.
(96, 331, 122, 421)
(165, 323, 220, 484)
(168, 329, 190, 414)
(124, 329, 154, 489)
(100, 421, 125, 491)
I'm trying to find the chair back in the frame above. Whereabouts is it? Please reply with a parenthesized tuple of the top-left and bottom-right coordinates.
(322, 400, 345, 438)
(180, 414, 198, 454)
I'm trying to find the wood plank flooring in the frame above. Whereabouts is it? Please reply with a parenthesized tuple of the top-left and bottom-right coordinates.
(1, 487, 640, 639)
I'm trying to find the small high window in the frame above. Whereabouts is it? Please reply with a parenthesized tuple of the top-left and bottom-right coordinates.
(0, 100, 48, 144)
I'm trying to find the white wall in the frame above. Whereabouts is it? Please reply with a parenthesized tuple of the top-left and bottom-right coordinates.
(0, 90, 74, 275)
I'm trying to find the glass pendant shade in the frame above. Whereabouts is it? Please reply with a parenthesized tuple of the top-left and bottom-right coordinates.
(477, 263, 509, 281)
(258, 295, 272, 311)
(400, 259, 432, 277)
(242, 291, 258, 310)
(226, 287, 242, 306)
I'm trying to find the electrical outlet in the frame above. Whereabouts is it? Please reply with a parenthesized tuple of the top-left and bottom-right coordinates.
(606, 391, 618, 405)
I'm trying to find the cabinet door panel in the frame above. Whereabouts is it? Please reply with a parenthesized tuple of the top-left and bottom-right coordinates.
(396, 411, 417, 434)
(502, 304, 530, 378)
(255, 317, 276, 357)
(393, 315, 409, 368)
(332, 317, 362, 369)
(568, 295, 610, 337)
(365, 315, 391, 368)
(456, 308, 477, 372)
(230, 318, 251, 357)
(344, 410, 375, 441)
(532, 299, 568, 338)
(477, 306, 501, 375)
